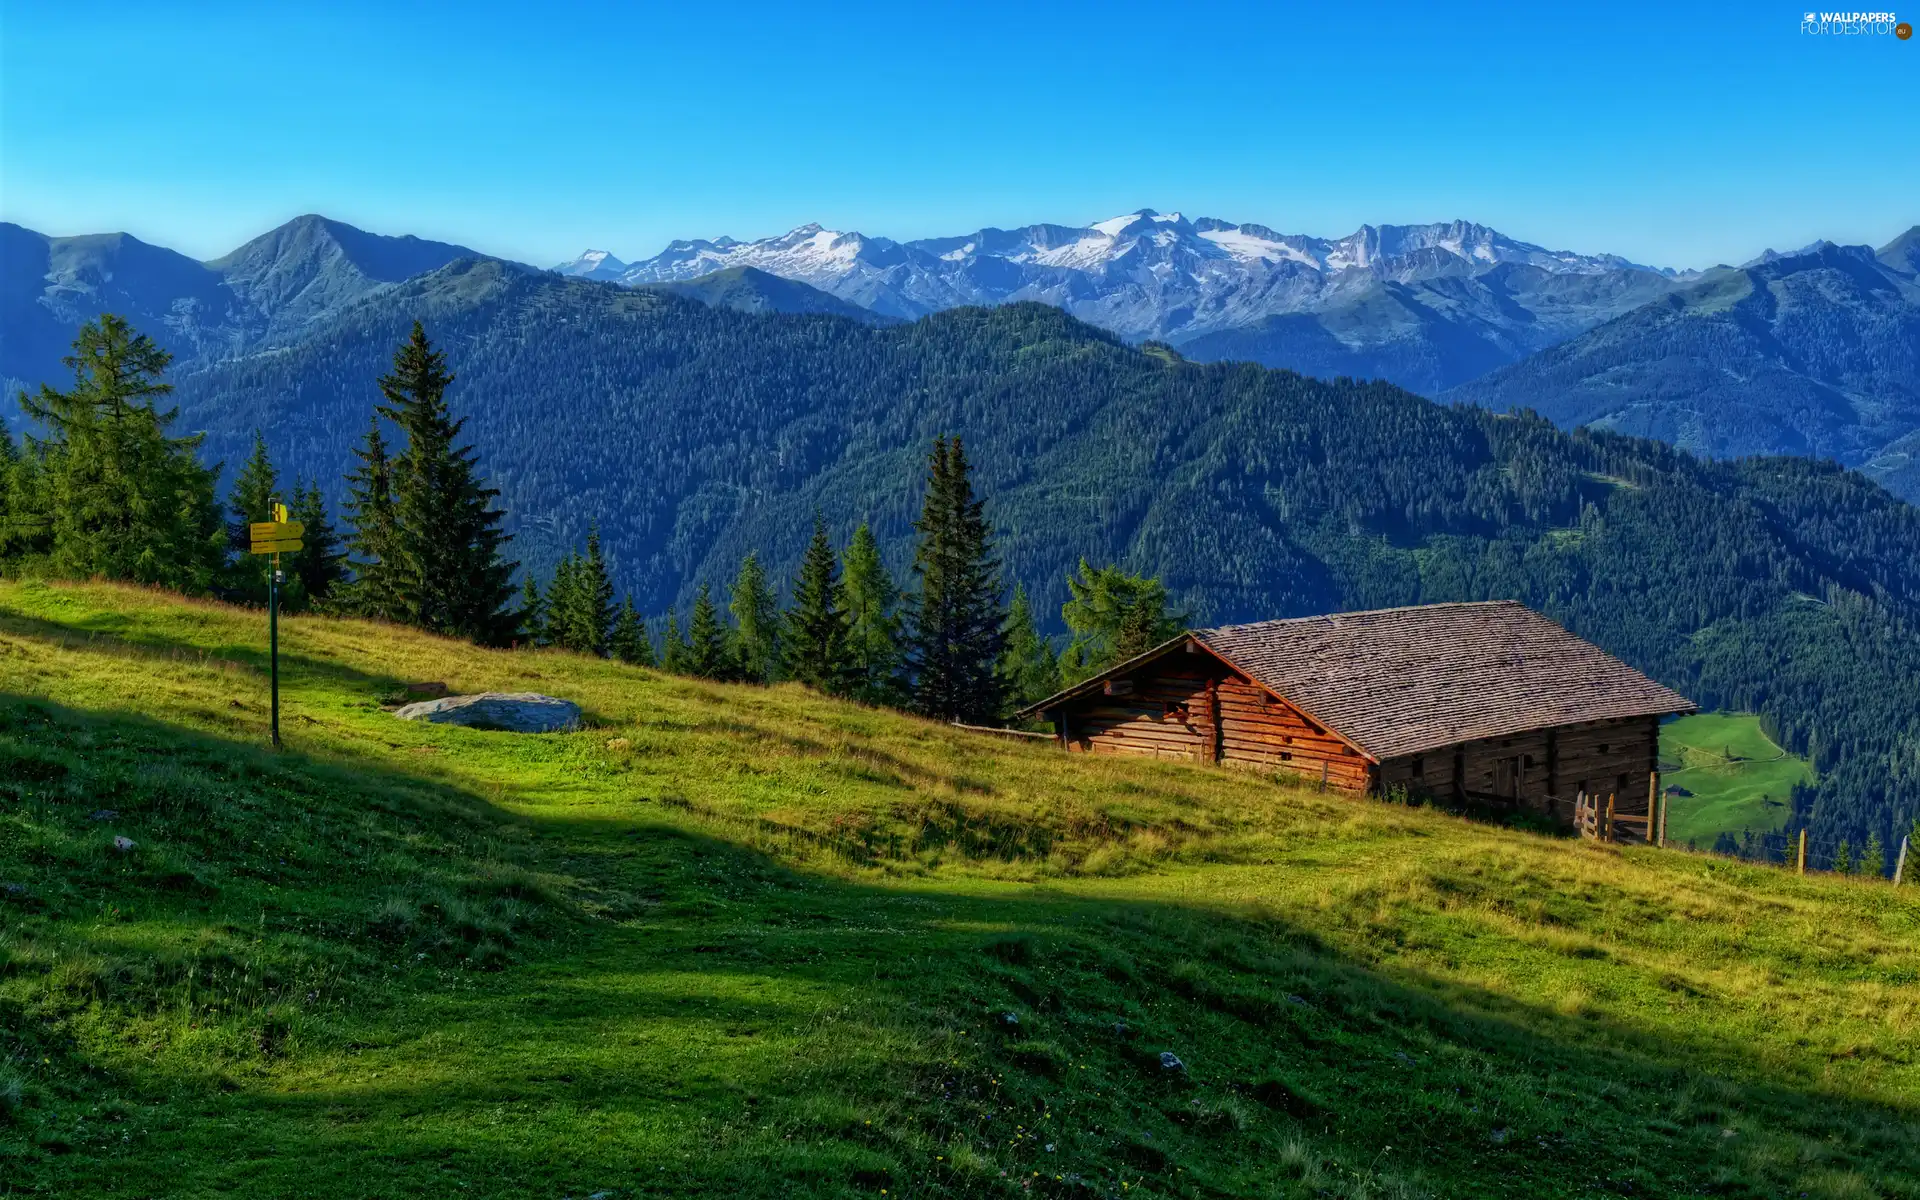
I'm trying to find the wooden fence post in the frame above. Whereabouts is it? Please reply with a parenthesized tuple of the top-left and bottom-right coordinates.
(1895, 835, 1910, 887)
(1605, 793, 1615, 843)
(1649, 772, 1662, 847)
(1797, 829, 1808, 875)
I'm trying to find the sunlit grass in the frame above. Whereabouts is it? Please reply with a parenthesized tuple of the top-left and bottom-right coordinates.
(1, 579, 1916, 1198)
(1660, 712, 1812, 847)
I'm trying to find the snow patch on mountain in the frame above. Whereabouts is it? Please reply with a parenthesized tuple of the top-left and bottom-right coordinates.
(564, 208, 1684, 340)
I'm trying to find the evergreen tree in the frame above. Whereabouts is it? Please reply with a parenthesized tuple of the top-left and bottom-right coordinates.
(784, 517, 852, 693)
(376, 322, 517, 644)
(16, 315, 225, 591)
(289, 479, 345, 605)
(548, 527, 614, 655)
(341, 415, 403, 620)
(609, 595, 654, 666)
(1058, 559, 1186, 683)
(682, 583, 734, 680)
(1833, 839, 1853, 875)
(661, 608, 687, 674)
(999, 585, 1061, 712)
(729, 550, 781, 682)
(839, 521, 903, 706)
(519, 574, 547, 646)
(228, 431, 279, 550)
(904, 437, 1006, 723)
(1861, 830, 1885, 878)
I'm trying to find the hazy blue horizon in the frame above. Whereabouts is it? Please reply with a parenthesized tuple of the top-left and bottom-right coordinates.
(7, 0, 1916, 271)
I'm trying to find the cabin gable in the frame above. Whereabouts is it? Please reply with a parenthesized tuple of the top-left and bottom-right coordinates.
(1045, 639, 1376, 789)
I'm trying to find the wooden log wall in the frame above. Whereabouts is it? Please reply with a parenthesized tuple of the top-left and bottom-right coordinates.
(1212, 678, 1372, 790)
(1062, 666, 1213, 763)
(1377, 715, 1661, 820)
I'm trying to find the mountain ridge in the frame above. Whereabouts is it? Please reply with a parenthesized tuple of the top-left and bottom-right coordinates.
(1447, 231, 1920, 501)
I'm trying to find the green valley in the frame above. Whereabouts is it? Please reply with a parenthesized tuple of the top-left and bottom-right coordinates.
(1659, 714, 1813, 849)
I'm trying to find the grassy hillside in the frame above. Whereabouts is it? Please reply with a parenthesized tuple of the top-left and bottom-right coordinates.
(1660, 714, 1814, 848)
(2, 582, 1917, 1199)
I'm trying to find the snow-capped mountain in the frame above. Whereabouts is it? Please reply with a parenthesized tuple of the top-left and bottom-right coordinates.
(555, 210, 1689, 392)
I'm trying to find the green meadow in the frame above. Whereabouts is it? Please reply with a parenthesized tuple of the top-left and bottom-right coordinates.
(1659, 713, 1813, 849)
(2, 581, 1916, 1199)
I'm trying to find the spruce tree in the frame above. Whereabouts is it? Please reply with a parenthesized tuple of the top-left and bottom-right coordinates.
(785, 517, 852, 693)
(1862, 830, 1886, 878)
(904, 437, 1005, 723)
(661, 608, 687, 673)
(289, 479, 345, 605)
(609, 596, 654, 666)
(18, 315, 224, 591)
(519, 574, 547, 646)
(683, 583, 734, 680)
(999, 585, 1062, 712)
(376, 321, 517, 644)
(839, 521, 903, 706)
(225, 432, 286, 607)
(1833, 840, 1853, 874)
(554, 527, 614, 655)
(341, 415, 403, 620)
(546, 553, 582, 651)
(228, 431, 279, 548)
(729, 551, 780, 682)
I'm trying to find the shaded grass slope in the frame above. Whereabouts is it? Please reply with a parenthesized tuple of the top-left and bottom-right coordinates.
(1, 581, 1916, 1199)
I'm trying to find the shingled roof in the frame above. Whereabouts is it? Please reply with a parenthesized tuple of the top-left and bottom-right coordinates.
(1023, 601, 1694, 761)
(1198, 602, 1694, 759)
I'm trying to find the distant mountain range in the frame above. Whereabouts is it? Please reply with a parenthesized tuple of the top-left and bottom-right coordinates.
(0, 215, 482, 391)
(5, 208, 1918, 500)
(556, 211, 1692, 394)
(1448, 235, 1920, 500)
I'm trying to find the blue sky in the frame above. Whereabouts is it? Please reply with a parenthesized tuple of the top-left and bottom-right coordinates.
(5, 0, 1916, 270)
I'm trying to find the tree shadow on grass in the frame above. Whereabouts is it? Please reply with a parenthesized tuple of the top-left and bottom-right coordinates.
(2, 691, 1916, 1200)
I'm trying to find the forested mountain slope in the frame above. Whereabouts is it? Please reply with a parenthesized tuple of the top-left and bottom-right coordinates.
(1449, 236, 1920, 501)
(161, 257, 1920, 848)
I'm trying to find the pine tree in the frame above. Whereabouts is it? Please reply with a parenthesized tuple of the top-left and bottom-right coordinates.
(785, 517, 852, 693)
(17, 315, 225, 591)
(228, 431, 279, 550)
(518, 575, 547, 646)
(683, 583, 734, 680)
(1861, 830, 1886, 878)
(661, 608, 687, 673)
(1833, 839, 1853, 875)
(609, 595, 654, 666)
(999, 585, 1061, 712)
(839, 521, 903, 706)
(341, 415, 403, 620)
(729, 551, 780, 683)
(289, 479, 345, 605)
(904, 437, 1006, 723)
(546, 553, 581, 651)
(377, 322, 518, 644)
(1058, 559, 1186, 683)
(551, 527, 615, 656)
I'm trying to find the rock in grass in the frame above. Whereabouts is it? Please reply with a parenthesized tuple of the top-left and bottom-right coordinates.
(392, 692, 581, 733)
(112, 836, 137, 853)
(1159, 1051, 1185, 1072)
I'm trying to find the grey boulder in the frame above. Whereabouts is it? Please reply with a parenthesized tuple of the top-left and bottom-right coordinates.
(392, 692, 581, 733)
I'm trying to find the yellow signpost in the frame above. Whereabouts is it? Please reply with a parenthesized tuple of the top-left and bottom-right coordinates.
(248, 504, 301, 747)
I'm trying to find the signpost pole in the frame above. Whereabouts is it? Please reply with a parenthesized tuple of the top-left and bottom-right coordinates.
(269, 551, 281, 748)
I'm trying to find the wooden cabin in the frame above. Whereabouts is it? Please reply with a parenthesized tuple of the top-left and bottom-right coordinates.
(1017, 601, 1695, 828)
